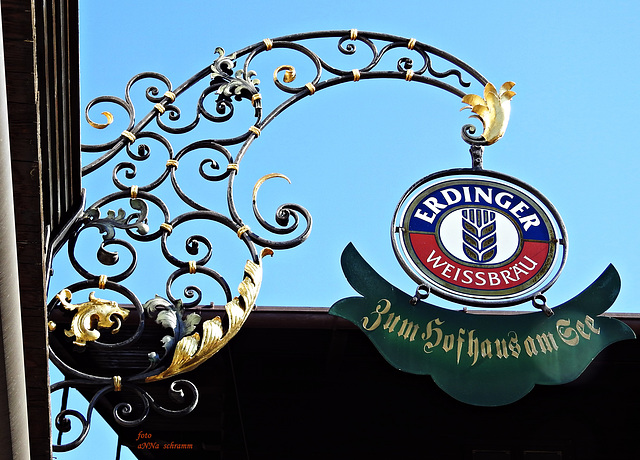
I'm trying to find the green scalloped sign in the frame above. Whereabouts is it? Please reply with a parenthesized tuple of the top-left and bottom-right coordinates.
(329, 243, 635, 406)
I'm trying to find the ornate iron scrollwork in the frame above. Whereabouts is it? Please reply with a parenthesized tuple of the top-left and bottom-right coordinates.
(49, 30, 489, 451)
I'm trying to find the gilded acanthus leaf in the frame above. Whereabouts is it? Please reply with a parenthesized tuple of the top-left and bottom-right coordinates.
(145, 248, 273, 382)
(56, 289, 130, 346)
(461, 81, 516, 144)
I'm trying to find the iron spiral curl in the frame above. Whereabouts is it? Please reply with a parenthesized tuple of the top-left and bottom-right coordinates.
(51, 378, 198, 452)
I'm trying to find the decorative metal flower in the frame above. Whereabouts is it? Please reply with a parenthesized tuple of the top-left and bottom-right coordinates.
(461, 81, 516, 145)
(56, 289, 130, 346)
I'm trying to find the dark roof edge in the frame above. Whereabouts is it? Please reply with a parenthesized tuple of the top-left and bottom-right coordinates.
(149, 305, 640, 333)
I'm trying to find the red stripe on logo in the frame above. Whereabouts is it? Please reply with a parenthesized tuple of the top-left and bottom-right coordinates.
(409, 234, 550, 291)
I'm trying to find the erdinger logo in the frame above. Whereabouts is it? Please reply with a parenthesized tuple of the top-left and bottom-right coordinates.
(393, 174, 563, 305)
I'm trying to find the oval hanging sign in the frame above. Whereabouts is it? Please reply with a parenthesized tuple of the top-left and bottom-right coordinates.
(392, 170, 567, 306)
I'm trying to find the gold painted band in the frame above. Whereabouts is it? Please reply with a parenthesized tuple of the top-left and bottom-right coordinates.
(121, 130, 136, 143)
(237, 225, 251, 239)
(98, 275, 108, 290)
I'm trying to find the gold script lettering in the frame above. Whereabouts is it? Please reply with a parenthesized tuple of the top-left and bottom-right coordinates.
(362, 299, 391, 331)
(576, 319, 591, 340)
(467, 330, 479, 366)
(585, 315, 600, 335)
(524, 336, 538, 357)
(442, 333, 455, 353)
(508, 331, 521, 358)
(536, 333, 558, 354)
(556, 318, 579, 346)
(481, 339, 493, 359)
(422, 318, 444, 353)
(495, 338, 509, 359)
(398, 318, 420, 341)
(456, 328, 466, 364)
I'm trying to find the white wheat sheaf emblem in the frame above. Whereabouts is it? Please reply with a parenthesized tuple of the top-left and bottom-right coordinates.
(462, 209, 498, 263)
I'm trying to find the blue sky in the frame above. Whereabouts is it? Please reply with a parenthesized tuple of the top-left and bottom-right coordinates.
(53, 0, 640, 457)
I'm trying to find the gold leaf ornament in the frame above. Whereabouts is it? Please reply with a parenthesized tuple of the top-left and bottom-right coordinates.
(145, 248, 273, 382)
(56, 289, 130, 346)
(273, 65, 297, 84)
(86, 111, 114, 130)
(461, 81, 516, 145)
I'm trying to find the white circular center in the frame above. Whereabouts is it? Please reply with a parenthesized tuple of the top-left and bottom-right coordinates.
(439, 208, 519, 264)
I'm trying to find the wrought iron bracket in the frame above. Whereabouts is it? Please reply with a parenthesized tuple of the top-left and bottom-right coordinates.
(50, 29, 496, 451)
